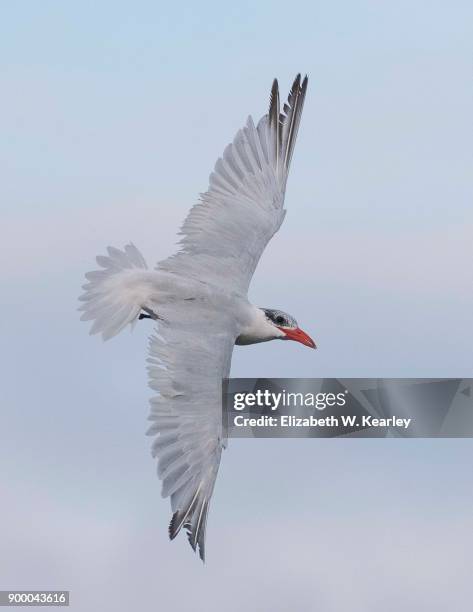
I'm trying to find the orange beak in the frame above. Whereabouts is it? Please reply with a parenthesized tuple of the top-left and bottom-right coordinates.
(277, 326, 317, 349)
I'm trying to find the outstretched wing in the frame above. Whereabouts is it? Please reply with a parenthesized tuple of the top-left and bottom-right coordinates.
(146, 299, 237, 561)
(158, 74, 308, 295)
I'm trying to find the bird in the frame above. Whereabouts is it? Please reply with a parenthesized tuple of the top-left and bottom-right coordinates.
(79, 74, 314, 561)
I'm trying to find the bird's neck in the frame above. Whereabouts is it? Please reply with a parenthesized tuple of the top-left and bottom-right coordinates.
(235, 305, 284, 346)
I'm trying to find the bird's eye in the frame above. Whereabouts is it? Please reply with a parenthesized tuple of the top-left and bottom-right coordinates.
(275, 315, 285, 325)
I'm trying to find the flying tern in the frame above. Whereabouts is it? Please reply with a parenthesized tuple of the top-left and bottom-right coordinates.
(80, 74, 314, 560)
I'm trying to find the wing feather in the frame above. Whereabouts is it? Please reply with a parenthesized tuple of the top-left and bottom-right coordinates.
(157, 74, 308, 295)
(146, 299, 237, 561)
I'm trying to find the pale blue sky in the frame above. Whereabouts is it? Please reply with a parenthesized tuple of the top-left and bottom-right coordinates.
(1, 2, 473, 611)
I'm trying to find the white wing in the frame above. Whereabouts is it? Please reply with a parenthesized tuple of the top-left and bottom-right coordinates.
(158, 74, 308, 295)
(146, 299, 237, 561)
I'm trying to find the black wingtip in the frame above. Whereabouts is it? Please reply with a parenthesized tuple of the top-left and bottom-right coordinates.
(291, 73, 301, 92)
(288, 73, 308, 100)
(186, 531, 205, 562)
(186, 525, 197, 552)
(168, 511, 180, 540)
(269, 78, 280, 120)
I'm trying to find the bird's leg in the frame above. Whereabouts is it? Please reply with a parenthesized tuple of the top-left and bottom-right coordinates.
(139, 306, 159, 320)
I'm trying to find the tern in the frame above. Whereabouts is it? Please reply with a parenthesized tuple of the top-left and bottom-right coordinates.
(80, 74, 314, 560)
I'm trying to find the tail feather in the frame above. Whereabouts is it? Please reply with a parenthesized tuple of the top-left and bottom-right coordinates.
(79, 243, 153, 340)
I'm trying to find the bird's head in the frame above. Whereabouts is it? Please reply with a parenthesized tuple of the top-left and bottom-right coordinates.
(261, 308, 316, 349)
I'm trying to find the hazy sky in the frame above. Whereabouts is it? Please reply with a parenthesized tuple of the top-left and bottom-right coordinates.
(1, 2, 472, 611)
